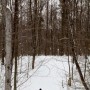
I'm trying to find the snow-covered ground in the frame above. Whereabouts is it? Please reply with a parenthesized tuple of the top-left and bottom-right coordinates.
(0, 56, 90, 90)
(17, 56, 72, 90)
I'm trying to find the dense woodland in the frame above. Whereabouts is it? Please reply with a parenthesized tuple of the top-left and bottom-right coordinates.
(0, 0, 90, 90)
(0, 0, 90, 57)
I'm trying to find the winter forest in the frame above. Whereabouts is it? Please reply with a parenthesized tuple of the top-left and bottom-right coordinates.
(0, 0, 90, 90)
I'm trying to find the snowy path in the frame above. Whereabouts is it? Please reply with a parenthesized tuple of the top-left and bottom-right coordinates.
(1, 56, 88, 90)
(17, 56, 72, 90)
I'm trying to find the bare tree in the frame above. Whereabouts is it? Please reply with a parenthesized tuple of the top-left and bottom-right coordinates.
(1, 0, 5, 65)
(32, 0, 37, 69)
(13, 0, 19, 89)
(2, 0, 13, 90)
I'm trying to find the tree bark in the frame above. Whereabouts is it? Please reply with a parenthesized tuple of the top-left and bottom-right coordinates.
(32, 0, 37, 69)
(70, 29, 89, 90)
(4, 0, 12, 90)
(13, 0, 19, 89)
(1, 0, 5, 65)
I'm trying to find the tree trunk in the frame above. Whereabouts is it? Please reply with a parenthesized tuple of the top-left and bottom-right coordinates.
(4, 0, 12, 90)
(13, 0, 19, 89)
(45, 0, 49, 55)
(32, 0, 37, 69)
(70, 29, 89, 90)
(1, 0, 5, 65)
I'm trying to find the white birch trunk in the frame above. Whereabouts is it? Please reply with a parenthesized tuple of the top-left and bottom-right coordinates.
(4, 1, 12, 90)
